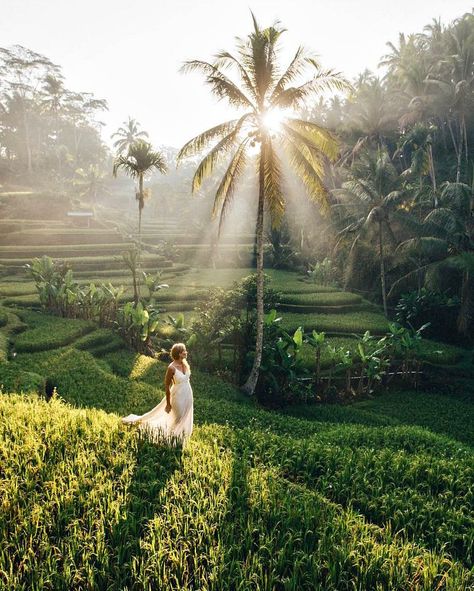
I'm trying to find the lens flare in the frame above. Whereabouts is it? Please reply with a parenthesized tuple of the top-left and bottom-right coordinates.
(262, 108, 288, 133)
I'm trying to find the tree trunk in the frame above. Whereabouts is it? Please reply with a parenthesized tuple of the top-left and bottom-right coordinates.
(428, 144, 437, 205)
(138, 174, 144, 241)
(379, 222, 388, 316)
(136, 174, 144, 302)
(456, 122, 463, 183)
(22, 107, 33, 174)
(242, 150, 266, 396)
(447, 118, 462, 183)
(457, 269, 473, 337)
(132, 266, 139, 305)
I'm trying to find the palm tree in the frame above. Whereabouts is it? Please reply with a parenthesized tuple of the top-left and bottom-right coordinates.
(113, 139, 167, 248)
(111, 117, 149, 154)
(73, 164, 108, 205)
(395, 123, 438, 201)
(426, 13, 474, 183)
(391, 182, 474, 336)
(343, 73, 398, 155)
(335, 149, 406, 316)
(177, 14, 348, 395)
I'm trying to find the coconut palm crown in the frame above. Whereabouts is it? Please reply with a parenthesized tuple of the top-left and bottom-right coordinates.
(177, 14, 349, 396)
(113, 139, 167, 237)
(112, 117, 149, 154)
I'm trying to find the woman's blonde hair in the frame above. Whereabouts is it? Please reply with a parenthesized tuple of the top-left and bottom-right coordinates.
(170, 342, 190, 372)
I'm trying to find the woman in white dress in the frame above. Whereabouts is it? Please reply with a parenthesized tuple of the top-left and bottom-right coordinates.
(121, 343, 193, 443)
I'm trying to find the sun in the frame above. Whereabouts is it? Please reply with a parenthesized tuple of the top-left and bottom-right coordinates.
(261, 107, 288, 133)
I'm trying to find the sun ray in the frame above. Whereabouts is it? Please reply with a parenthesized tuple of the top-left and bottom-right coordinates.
(262, 107, 291, 133)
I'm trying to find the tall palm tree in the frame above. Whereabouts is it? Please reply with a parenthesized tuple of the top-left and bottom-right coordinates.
(335, 149, 406, 316)
(111, 117, 149, 154)
(177, 14, 348, 395)
(113, 139, 167, 247)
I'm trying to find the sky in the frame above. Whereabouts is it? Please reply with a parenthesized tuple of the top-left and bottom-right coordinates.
(1, 0, 472, 149)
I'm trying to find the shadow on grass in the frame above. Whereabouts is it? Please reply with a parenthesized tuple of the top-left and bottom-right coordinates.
(219, 431, 253, 585)
(101, 431, 183, 589)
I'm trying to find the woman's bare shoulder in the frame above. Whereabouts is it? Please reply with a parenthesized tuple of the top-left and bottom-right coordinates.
(167, 363, 176, 372)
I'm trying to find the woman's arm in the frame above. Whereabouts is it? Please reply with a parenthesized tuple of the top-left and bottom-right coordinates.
(164, 365, 174, 412)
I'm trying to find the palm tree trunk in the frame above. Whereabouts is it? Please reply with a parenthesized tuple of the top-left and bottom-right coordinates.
(138, 174, 144, 240)
(428, 144, 437, 205)
(242, 152, 265, 395)
(447, 118, 462, 183)
(136, 174, 144, 302)
(379, 222, 388, 317)
(384, 220, 398, 248)
(22, 107, 33, 174)
(457, 269, 472, 337)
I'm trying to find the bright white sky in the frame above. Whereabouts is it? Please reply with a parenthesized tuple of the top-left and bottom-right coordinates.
(1, 0, 471, 148)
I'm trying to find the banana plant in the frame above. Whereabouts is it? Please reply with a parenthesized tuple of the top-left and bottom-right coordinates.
(142, 270, 169, 304)
(117, 301, 161, 354)
(305, 330, 326, 386)
(259, 309, 306, 401)
(326, 345, 338, 392)
(337, 348, 355, 396)
(355, 330, 374, 395)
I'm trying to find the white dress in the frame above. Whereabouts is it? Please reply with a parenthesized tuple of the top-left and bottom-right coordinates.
(121, 367, 193, 443)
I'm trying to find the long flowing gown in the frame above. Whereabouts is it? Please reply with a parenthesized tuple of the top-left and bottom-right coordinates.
(121, 367, 193, 443)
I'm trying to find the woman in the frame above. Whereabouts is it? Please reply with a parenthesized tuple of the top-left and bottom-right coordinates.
(121, 343, 193, 443)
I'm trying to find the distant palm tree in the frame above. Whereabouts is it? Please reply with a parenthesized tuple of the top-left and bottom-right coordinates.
(111, 117, 149, 154)
(343, 73, 397, 158)
(113, 139, 167, 245)
(178, 13, 348, 395)
(73, 164, 108, 205)
(335, 149, 406, 316)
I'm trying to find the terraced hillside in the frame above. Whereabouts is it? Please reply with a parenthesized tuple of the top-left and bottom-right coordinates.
(1, 310, 474, 589)
(1, 203, 473, 588)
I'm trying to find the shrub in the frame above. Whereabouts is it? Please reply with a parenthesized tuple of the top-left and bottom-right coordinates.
(307, 257, 339, 286)
(396, 289, 460, 343)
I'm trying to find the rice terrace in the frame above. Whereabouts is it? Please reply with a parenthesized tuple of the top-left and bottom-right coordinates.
(0, 2, 474, 589)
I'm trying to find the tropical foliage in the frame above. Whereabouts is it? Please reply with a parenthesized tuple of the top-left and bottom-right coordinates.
(0, 45, 108, 186)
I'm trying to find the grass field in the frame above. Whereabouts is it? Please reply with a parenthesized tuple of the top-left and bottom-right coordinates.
(1, 330, 473, 589)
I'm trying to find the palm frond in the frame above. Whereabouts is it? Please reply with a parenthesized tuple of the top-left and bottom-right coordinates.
(192, 113, 251, 192)
(214, 51, 257, 102)
(384, 190, 406, 207)
(424, 207, 462, 235)
(181, 60, 254, 109)
(395, 237, 448, 261)
(213, 140, 249, 234)
(246, 19, 284, 102)
(283, 118, 339, 161)
(281, 135, 330, 211)
(439, 181, 472, 216)
(342, 179, 378, 204)
(113, 155, 137, 178)
(177, 119, 241, 162)
(275, 68, 350, 109)
(269, 46, 307, 102)
(445, 252, 474, 273)
(263, 139, 285, 227)
(113, 140, 167, 177)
